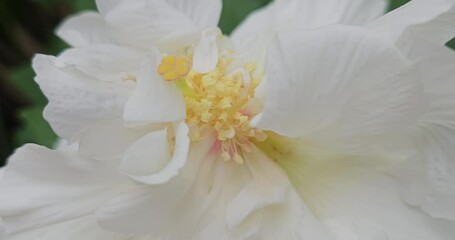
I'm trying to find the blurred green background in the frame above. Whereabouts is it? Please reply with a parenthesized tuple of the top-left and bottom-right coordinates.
(0, 0, 454, 166)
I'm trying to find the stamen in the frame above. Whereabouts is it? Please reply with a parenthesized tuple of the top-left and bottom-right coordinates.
(157, 53, 266, 164)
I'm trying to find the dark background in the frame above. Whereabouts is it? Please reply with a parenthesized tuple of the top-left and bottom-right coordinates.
(0, 0, 453, 166)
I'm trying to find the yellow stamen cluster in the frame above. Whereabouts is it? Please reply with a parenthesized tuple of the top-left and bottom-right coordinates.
(157, 55, 266, 163)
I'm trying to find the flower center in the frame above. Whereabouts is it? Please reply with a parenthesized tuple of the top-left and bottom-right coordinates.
(158, 54, 266, 163)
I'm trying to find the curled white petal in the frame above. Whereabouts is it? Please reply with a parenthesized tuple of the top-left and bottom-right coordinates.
(121, 122, 190, 185)
(193, 28, 222, 74)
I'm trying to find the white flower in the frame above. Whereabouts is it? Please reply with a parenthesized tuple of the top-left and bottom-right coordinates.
(1, 0, 455, 239)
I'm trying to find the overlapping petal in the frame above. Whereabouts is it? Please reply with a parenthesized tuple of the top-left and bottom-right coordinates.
(97, 137, 329, 240)
(232, 0, 388, 63)
(273, 0, 387, 29)
(56, 44, 143, 81)
(95, 0, 124, 16)
(77, 119, 160, 160)
(96, 137, 215, 237)
(272, 138, 455, 240)
(368, 0, 455, 46)
(165, 0, 222, 29)
(0, 145, 132, 235)
(225, 148, 333, 240)
(193, 28, 222, 73)
(33, 54, 130, 140)
(104, 0, 213, 51)
(121, 122, 190, 185)
(395, 40, 455, 220)
(60, 0, 222, 52)
(56, 12, 112, 47)
(7, 216, 125, 240)
(123, 53, 186, 126)
(253, 25, 424, 153)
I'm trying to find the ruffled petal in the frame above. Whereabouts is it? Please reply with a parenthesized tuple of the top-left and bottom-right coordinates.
(225, 148, 291, 229)
(33, 54, 130, 140)
(96, 137, 215, 236)
(368, 0, 455, 46)
(7, 216, 124, 240)
(78, 118, 162, 160)
(271, 138, 455, 240)
(264, 0, 386, 33)
(56, 44, 143, 81)
(225, 147, 333, 240)
(230, 3, 275, 67)
(232, 0, 388, 66)
(123, 52, 186, 126)
(396, 41, 455, 220)
(96, 137, 328, 239)
(105, 0, 200, 51)
(0, 145, 131, 235)
(95, 0, 123, 15)
(121, 122, 190, 185)
(253, 25, 423, 153)
(56, 12, 112, 47)
(232, 0, 387, 44)
(165, 0, 222, 28)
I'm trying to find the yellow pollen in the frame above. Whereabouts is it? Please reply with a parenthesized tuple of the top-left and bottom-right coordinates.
(158, 55, 191, 81)
(157, 53, 266, 164)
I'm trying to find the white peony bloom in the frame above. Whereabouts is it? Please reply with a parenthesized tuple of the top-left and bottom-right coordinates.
(1, 0, 455, 239)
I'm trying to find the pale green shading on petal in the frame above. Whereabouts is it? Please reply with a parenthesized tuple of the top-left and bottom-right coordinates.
(255, 132, 455, 239)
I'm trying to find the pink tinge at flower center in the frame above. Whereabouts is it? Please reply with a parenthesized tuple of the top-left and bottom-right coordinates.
(158, 54, 266, 164)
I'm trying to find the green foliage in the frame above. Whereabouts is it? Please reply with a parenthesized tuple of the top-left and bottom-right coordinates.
(9, 65, 56, 149)
(35, 0, 96, 11)
(389, 0, 411, 11)
(219, 0, 271, 34)
(15, 107, 57, 148)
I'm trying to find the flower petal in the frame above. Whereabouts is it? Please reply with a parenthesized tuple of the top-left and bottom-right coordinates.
(225, 147, 334, 240)
(232, 0, 388, 66)
(253, 25, 423, 152)
(56, 12, 111, 47)
(193, 28, 221, 73)
(33, 54, 130, 140)
(0, 168, 4, 182)
(78, 118, 163, 160)
(403, 127, 455, 220)
(123, 52, 186, 126)
(0, 145, 130, 235)
(368, 0, 455, 45)
(105, 0, 200, 51)
(233, 0, 387, 43)
(396, 41, 455, 220)
(95, 0, 123, 15)
(225, 147, 290, 229)
(7, 216, 123, 240)
(165, 0, 222, 28)
(230, 2, 275, 64)
(56, 44, 143, 81)
(121, 122, 190, 185)
(275, 140, 455, 240)
(97, 187, 180, 237)
(274, 0, 388, 28)
(96, 137, 215, 236)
